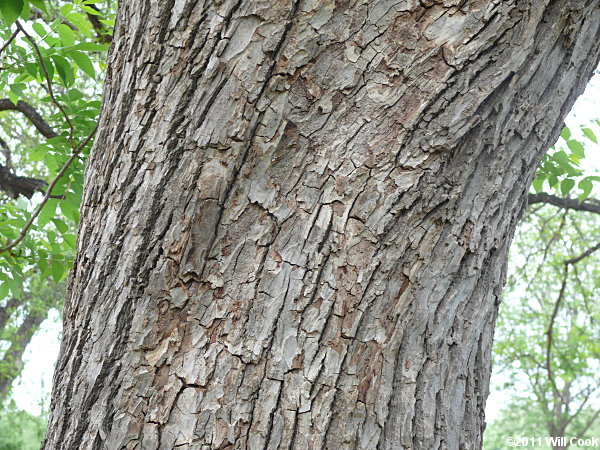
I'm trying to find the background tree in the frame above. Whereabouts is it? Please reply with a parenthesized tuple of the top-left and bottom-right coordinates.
(37, 1, 600, 448)
(0, 0, 114, 445)
(484, 121, 600, 450)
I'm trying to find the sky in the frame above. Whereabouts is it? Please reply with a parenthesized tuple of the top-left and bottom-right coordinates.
(9, 71, 600, 421)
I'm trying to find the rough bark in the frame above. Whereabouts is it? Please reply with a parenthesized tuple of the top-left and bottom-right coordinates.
(44, 1, 600, 449)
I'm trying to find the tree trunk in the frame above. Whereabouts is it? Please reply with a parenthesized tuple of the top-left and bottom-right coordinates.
(43, 1, 600, 449)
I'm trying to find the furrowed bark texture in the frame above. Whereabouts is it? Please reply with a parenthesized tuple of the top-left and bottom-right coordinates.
(44, 1, 600, 449)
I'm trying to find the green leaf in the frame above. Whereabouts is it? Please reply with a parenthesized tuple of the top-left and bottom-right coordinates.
(29, 144, 49, 161)
(9, 82, 25, 99)
(57, 23, 75, 46)
(80, 5, 100, 15)
(24, 61, 38, 78)
(72, 42, 109, 52)
(51, 259, 66, 282)
(67, 50, 95, 78)
(578, 179, 593, 202)
(581, 127, 597, 144)
(99, 18, 114, 28)
(560, 126, 571, 141)
(0, 0, 24, 26)
(63, 233, 77, 249)
(560, 179, 575, 197)
(552, 151, 580, 176)
(37, 198, 59, 227)
(566, 140, 585, 159)
(29, 0, 46, 13)
(60, 200, 79, 223)
(19, 0, 28, 19)
(67, 88, 84, 101)
(8, 90, 18, 105)
(41, 55, 54, 80)
(32, 21, 46, 38)
(38, 258, 49, 277)
(6, 275, 20, 298)
(0, 282, 8, 300)
(52, 218, 69, 234)
(51, 54, 74, 86)
(59, 3, 72, 16)
(66, 11, 92, 37)
(532, 177, 545, 194)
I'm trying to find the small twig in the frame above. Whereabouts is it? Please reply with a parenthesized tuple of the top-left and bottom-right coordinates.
(29, 7, 78, 32)
(564, 241, 600, 265)
(0, 124, 98, 256)
(0, 29, 20, 57)
(15, 21, 76, 149)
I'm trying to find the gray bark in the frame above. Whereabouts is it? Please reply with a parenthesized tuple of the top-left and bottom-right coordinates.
(44, 1, 600, 449)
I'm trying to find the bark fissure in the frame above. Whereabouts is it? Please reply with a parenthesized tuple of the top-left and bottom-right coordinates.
(44, 0, 600, 449)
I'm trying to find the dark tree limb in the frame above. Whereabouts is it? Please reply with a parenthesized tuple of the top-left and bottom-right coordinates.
(0, 163, 47, 199)
(528, 192, 600, 215)
(85, 4, 113, 44)
(0, 99, 58, 139)
(0, 297, 22, 330)
(0, 136, 12, 170)
(0, 135, 47, 199)
(545, 265, 569, 402)
(0, 123, 98, 254)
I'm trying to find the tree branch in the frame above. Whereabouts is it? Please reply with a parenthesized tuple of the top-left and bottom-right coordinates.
(528, 192, 600, 215)
(29, 4, 112, 43)
(0, 163, 47, 199)
(0, 297, 22, 330)
(84, 4, 113, 43)
(0, 137, 48, 199)
(29, 7, 78, 31)
(0, 305, 49, 402)
(0, 98, 58, 139)
(545, 265, 568, 402)
(0, 136, 12, 169)
(0, 123, 97, 254)
(579, 409, 600, 438)
(0, 28, 19, 57)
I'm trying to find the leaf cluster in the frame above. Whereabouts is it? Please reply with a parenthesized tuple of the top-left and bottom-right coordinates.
(0, 0, 113, 297)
